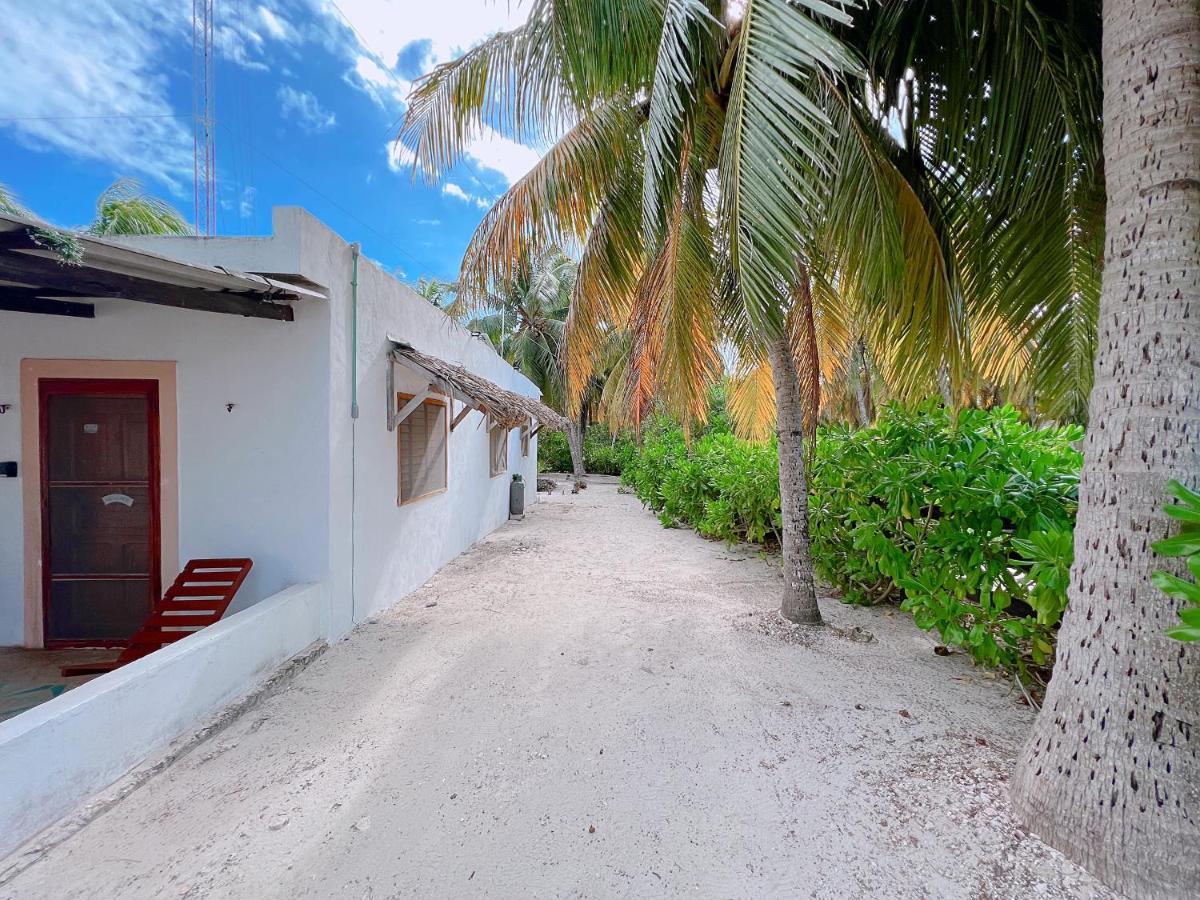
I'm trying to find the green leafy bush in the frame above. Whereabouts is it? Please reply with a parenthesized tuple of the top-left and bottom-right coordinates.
(622, 419, 781, 545)
(537, 427, 638, 476)
(810, 405, 1081, 673)
(623, 404, 1084, 675)
(1152, 480, 1200, 642)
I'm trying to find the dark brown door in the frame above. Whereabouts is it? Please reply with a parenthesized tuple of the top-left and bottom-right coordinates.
(40, 379, 160, 647)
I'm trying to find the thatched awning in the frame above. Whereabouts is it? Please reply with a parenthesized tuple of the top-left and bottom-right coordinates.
(388, 340, 568, 432)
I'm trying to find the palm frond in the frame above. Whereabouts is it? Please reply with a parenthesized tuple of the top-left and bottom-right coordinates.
(719, 0, 862, 335)
(623, 172, 721, 428)
(563, 157, 646, 412)
(728, 360, 776, 442)
(88, 179, 191, 236)
(643, 0, 723, 242)
(399, 7, 573, 181)
(456, 95, 645, 308)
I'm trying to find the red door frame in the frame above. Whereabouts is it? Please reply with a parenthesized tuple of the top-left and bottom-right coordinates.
(38, 378, 162, 648)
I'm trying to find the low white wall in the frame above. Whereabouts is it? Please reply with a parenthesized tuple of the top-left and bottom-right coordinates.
(0, 582, 324, 860)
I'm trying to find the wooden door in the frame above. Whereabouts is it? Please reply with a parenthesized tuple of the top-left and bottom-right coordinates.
(40, 379, 160, 647)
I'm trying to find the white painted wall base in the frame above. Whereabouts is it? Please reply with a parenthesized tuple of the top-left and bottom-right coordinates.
(0, 582, 324, 860)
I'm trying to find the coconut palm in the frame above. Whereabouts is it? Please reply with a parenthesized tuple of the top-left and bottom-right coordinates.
(0, 182, 30, 217)
(1009, 2, 1200, 894)
(0, 178, 192, 237)
(400, 0, 867, 625)
(413, 276, 458, 308)
(397, 0, 1102, 625)
(87, 179, 191, 236)
(457, 248, 589, 477)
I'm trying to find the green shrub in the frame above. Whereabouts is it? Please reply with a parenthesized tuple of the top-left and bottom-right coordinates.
(1152, 480, 1200, 642)
(810, 405, 1081, 673)
(537, 427, 638, 476)
(622, 419, 781, 547)
(622, 404, 1083, 676)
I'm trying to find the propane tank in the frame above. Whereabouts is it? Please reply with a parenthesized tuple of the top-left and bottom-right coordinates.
(509, 473, 525, 518)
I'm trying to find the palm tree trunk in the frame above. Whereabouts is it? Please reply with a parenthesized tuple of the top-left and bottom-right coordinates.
(767, 335, 822, 625)
(566, 406, 586, 479)
(852, 337, 873, 427)
(937, 363, 954, 408)
(1010, 2, 1200, 895)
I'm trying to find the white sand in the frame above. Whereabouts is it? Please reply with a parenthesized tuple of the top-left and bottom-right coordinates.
(0, 482, 1116, 899)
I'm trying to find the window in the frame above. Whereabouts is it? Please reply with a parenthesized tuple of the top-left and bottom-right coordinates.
(489, 422, 509, 477)
(397, 393, 448, 504)
(519, 423, 531, 458)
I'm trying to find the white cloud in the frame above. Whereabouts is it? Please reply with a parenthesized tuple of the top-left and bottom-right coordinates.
(258, 6, 294, 42)
(441, 182, 492, 210)
(464, 125, 540, 184)
(0, 1, 194, 191)
(239, 186, 257, 218)
(386, 140, 415, 172)
(319, 0, 527, 75)
(325, 2, 543, 185)
(346, 55, 411, 108)
(216, 1, 300, 69)
(277, 86, 337, 132)
(415, 218, 441, 226)
(216, 21, 269, 70)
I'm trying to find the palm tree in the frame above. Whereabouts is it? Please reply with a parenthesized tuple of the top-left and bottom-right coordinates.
(397, 0, 1100, 625)
(87, 179, 191, 236)
(1009, 2, 1200, 894)
(0, 182, 30, 217)
(458, 248, 590, 477)
(0, 178, 192, 237)
(413, 276, 458, 308)
(399, 0, 866, 625)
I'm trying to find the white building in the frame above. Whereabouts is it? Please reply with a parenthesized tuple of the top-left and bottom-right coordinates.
(0, 207, 562, 857)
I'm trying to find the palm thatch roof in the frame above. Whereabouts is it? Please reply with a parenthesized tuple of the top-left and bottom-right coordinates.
(390, 341, 568, 432)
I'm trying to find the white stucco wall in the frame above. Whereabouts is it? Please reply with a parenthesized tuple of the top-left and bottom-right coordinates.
(0, 582, 324, 860)
(124, 208, 541, 635)
(0, 292, 331, 646)
(0, 208, 544, 860)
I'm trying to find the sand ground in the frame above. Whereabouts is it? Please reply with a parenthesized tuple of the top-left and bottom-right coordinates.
(0, 482, 1115, 899)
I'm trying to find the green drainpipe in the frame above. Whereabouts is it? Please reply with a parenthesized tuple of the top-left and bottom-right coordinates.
(349, 241, 361, 623)
(350, 242, 361, 419)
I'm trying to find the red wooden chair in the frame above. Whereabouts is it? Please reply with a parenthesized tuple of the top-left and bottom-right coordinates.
(60, 558, 253, 677)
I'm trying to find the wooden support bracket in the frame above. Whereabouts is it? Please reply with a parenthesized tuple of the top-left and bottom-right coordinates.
(450, 402, 473, 432)
(390, 384, 435, 430)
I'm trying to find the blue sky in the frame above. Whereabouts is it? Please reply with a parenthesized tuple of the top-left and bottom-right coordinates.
(0, 1, 543, 283)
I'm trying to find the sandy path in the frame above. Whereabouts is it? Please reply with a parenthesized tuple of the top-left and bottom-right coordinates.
(1, 483, 1114, 899)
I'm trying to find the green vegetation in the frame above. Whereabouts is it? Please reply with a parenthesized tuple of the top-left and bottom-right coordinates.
(812, 406, 1081, 675)
(1152, 481, 1200, 642)
(537, 427, 636, 477)
(622, 405, 1082, 675)
(87, 179, 191, 237)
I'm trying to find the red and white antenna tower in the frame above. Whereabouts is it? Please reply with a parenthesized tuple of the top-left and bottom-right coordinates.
(192, 0, 216, 236)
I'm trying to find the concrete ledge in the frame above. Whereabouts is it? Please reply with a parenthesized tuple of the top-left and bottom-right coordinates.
(0, 582, 324, 859)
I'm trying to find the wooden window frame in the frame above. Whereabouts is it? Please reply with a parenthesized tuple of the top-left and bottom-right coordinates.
(489, 420, 509, 478)
(519, 422, 531, 458)
(396, 391, 449, 506)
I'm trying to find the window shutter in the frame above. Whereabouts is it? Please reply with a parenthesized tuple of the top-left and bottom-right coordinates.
(397, 395, 447, 502)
